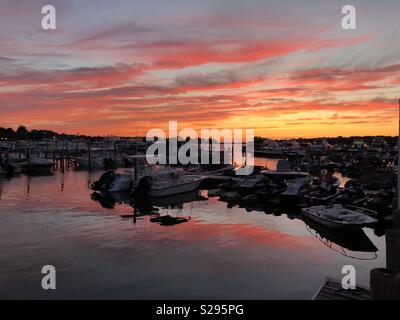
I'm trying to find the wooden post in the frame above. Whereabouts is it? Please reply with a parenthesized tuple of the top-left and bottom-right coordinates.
(65, 141, 69, 168)
(397, 98, 400, 213)
(61, 154, 64, 172)
(26, 148, 30, 163)
(88, 140, 92, 172)
(134, 156, 138, 181)
(370, 268, 400, 299)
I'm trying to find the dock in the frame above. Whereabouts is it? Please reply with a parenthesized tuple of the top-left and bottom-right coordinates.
(312, 277, 371, 300)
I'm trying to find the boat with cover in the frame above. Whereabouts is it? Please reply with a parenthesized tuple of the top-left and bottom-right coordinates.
(261, 160, 309, 179)
(280, 176, 313, 199)
(301, 204, 378, 229)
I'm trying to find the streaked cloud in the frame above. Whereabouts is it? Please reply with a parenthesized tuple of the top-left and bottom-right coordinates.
(0, 0, 398, 137)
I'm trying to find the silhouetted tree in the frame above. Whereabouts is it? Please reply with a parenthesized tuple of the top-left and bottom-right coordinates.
(15, 125, 29, 140)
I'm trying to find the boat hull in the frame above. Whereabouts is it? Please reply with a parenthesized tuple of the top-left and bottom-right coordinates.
(147, 179, 203, 197)
(302, 207, 377, 229)
(76, 158, 105, 169)
(108, 176, 132, 192)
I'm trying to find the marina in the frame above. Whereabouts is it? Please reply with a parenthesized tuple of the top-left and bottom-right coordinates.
(0, 135, 397, 299)
(2, 0, 400, 303)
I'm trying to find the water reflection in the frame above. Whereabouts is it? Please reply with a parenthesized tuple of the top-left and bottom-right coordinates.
(91, 190, 207, 226)
(89, 183, 380, 261)
(301, 216, 378, 260)
(0, 168, 387, 299)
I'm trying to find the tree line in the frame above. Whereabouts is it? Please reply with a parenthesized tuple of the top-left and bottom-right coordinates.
(0, 126, 89, 141)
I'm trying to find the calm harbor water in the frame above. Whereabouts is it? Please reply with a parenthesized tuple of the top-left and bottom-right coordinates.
(0, 159, 386, 299)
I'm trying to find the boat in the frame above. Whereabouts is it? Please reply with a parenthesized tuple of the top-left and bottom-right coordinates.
(280, 176, 313, 199)
(91, 170, 134, 192)
(236, 174, 269, 194)
(301, 204, 378, 229)
(305, 186, 341, 205)
(20, 157, 55, 174)
(92, 154, 207, 196)
(6, 162, 22, 175)
(129, 156, 206, 198)
(281, 140, 307, 157)
(304, 170, 341, 204)
(369, 136, 389, 154)
(0, 162, 21, 176)
(331, 185, 368, 205)
(348, 139, 368, 154)
(0, 166, 7, 176)
(319, 169, 340, 188)
(134, 170, 205, 197)
(76, 156, 111, 169)
(261, 159, 309, 179)
(257, 140, 306, 158)
(75, 147, 116, 169)
(302, 216, 378, 258)
(310, 139, 331, 155)
(219, 191, 241, 202)
(183, 164, 235, 176)
(256, 141, 286, 157)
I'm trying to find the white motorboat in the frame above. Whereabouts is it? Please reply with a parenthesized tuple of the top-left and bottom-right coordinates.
(92, 155, 206, 197)
(20, 157, 55, 174)
(261, 160, 309, 179)
(133, 170, 205, 198)
(92, 156, 181, 192)
(302, 204, 378, 229)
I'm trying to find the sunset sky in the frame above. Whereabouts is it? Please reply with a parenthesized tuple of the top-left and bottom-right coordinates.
(0, 0, 399, 138)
